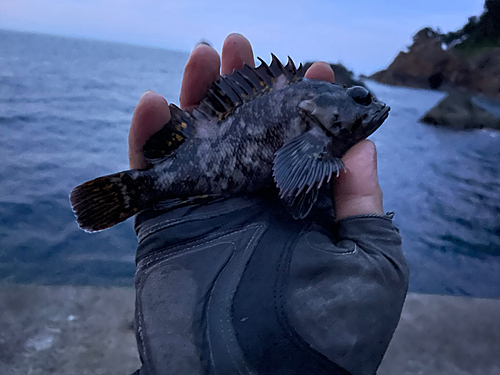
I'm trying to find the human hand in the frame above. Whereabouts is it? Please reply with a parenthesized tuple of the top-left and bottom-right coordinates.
(130, 39, 404, 374)
(128, 33, 384, 220)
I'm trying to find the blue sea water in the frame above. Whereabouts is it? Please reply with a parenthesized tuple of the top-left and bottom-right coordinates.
(1, 30, 499, 297)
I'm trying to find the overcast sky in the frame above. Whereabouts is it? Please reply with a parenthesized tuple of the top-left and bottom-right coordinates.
(0, 0, 485, 74)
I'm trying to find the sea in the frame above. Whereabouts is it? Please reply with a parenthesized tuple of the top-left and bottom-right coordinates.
(1, 29, 499, 297)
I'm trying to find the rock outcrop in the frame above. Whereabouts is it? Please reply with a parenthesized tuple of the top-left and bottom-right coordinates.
(419, 90, 500, 130)
(468, 47, 500, 97)
(370, 28, 500, 98)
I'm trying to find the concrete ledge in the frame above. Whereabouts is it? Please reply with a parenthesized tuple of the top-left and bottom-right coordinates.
(0, 285, 499, 374)
(379, 293, 500, 375)
(0, 285, 140, 375)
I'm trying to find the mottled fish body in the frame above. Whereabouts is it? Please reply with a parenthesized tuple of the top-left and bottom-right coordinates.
(71, 56, 389, 232)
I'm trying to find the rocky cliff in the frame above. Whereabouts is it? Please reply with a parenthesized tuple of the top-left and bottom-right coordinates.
(370, 28, 500, 98)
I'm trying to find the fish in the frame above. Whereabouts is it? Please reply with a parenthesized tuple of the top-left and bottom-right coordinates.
(70, 55, 390, 232)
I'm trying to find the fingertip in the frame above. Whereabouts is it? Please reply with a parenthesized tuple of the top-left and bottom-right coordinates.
(305, 61, 335, 83)
(221, 33, 254, 75)
(180, 44, 221, 110)
(333, 139, 383, 219)
(129, 91, 170, 169)
(188, 43, 221, 69)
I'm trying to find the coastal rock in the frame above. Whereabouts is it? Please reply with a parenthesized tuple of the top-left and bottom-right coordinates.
(370, 28, 500, 98)
(419, 90, 500, 130)
(468, 47, 500, 97)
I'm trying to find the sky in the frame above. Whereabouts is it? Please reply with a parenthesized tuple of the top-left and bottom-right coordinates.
(0, 0, 486, 75)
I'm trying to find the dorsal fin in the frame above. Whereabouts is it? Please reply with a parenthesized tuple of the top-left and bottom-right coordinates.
(142, 103, 195, 163)
(198, 55, 305, 121)
(269, 53, 286, 77)
(142, 55, 305, 162)
(256, 58, 275, 86)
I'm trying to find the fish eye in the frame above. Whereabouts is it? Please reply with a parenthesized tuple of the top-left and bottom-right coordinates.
(348, 86, 372, 106)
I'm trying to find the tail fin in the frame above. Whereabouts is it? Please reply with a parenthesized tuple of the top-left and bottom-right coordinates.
(70, 170, 149, 232)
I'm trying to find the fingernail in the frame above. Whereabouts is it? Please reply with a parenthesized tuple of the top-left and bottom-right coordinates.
(140, 90, 155, 99)
(194, 39, 212, 49)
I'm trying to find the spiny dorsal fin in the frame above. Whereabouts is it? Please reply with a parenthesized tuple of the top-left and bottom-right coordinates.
(256, 58, 275, 86)
(142, 55, 306, 162)
(269, 53, 286, 77)
(142, 103, 195, 163)
(197, 55, 305, 121)
(283, 56, 297, 81)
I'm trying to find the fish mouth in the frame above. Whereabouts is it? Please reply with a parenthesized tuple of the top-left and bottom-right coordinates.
(366, 105, 390, 136)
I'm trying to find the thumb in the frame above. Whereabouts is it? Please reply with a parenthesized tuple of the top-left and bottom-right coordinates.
(333, 140, 384, 220)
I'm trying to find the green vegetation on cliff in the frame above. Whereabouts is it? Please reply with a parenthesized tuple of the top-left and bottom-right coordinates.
(440, 0, 500, 54)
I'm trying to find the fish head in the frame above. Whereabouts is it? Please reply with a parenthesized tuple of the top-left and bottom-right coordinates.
(298, 82, 390, 155)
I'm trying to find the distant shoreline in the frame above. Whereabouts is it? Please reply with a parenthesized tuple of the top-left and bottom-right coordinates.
(0, 27, 190, 57)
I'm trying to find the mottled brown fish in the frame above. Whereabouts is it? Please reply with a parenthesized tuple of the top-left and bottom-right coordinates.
(70, 55, 389, 232)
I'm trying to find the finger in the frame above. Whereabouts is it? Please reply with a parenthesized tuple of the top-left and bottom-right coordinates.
(305, 61, 335, 83)
(129, 91, 170, 169)
(333, 140, 384, 220)
(179, 44, 220, 110)
(221, 33, 255, 75)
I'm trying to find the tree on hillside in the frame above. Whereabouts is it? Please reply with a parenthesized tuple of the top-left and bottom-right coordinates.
(481, 0, 500, 38)
(441, 0, 500, 50)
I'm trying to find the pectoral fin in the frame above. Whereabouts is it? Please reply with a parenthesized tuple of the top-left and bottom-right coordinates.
(272, 128, 344, 219)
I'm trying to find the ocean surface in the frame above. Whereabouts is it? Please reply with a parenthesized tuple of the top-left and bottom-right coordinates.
(1, 30, 499, 297)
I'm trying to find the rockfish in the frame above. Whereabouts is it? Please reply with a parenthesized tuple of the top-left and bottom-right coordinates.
(70, 55, 389, 232)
